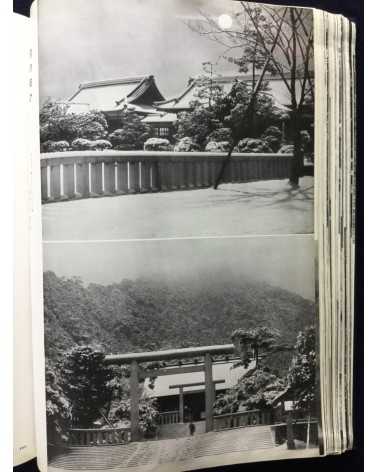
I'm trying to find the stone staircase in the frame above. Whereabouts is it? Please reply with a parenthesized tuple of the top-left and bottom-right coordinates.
(157, 421, 205, 439)
(49, 425, 275, 471)
(177, 425, 274, 461)
(48, 443, 139, 470)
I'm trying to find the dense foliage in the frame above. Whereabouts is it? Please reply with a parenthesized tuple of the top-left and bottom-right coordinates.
(45, 362, 72, 444)
(175, 106, 219, 149)
(231, 326, 281, 368)
(214, 325, 317, 417)
(43, 273, 316, 436)
(40, 100, 108, 151)
(188, 4, 314, 183)
(143, 138, 172, 151)
(175, 77, 282, 151)
(44, 271, 314, 374)
(173, 137, 200, 152)
(213, 367, 285, 415)
(216, 80, 282, 140)
(58, 346, 115, 427)
(108, 111, 152, 150)
(261, 126, 283, 152)
(286, 326, 317, 411)
(111, 398, 160, 438)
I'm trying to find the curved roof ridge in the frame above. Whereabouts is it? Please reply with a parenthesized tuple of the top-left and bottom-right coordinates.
(154, 81, 197, 107)
(78, 75, 150, 90)
(67, 75, 165, 106)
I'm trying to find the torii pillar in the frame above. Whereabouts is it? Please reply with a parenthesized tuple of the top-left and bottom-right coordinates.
(204, 353, 214, 432)
(170, 379, 225, 424)
(179, 386, 184, 423)
(130, 360, 140, 441)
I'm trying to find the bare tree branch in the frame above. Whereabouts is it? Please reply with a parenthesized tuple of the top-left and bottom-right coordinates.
(214, 6, 287, 189)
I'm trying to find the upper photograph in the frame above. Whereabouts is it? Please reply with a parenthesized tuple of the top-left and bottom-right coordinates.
(38, 0, 314, 240)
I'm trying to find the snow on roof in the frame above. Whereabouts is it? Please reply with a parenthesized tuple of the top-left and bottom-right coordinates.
(67, 76, 164, 114)
(144, 361, 251, 399)
(156, 73, 313, 112)
(126, 104, 158, 115)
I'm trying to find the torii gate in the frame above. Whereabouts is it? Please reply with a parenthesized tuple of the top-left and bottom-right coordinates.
(105, 344, 236, 441)
(169, 379, 225, 423)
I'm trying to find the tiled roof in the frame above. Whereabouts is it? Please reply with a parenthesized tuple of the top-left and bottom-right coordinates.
(143, 361, 251, 399)
(67, 76, 165, 114)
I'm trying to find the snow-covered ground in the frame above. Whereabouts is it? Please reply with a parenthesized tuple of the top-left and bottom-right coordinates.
(42, 177, 313, 241)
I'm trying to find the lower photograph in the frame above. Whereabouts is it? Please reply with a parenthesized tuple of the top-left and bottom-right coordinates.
(42, 235, 320, 471)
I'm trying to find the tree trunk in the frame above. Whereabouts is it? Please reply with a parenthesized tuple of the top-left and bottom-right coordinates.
(306, 413, 311, 448)
(289, 110, 303, 186)
(288, 11, 303, 187)
(286, 411, 296, 450)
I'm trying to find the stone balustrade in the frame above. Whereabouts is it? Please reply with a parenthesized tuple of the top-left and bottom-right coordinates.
(213, 409, 272, 431)
(68, 427, 131, 446)
(40, 150, 294, 203)
(158, 410, 180, 425)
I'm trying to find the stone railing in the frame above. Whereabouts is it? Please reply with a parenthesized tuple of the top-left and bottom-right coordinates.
(271, 419, 319, 446)
(213, 409, 272, 431)
(40, 150, 293, 203)
(68, 427, 131, 446)
(158, 410, 180, 425)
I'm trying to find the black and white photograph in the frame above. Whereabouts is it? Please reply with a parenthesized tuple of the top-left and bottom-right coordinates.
(37, 0, 319, 470)
(43, 236, 319, 471)
(39, 0, 314, 241)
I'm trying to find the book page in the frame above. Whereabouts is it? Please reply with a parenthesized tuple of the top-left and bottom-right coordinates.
(13, 9, 37, 467)
(34, 1, 325, 470)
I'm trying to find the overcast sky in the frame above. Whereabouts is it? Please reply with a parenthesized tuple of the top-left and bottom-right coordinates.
(43, 235, 315, 300)
(37, 0, 245, 103)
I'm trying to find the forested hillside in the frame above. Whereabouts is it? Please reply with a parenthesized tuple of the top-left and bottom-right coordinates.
(43, 271, 315, 372)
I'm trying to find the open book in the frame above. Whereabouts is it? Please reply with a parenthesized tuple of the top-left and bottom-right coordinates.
(14, 1, 356, 471)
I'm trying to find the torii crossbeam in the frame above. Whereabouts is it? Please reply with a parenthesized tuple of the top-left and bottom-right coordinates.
(104, 344, 236, 440)
(169, 380, 226, 423)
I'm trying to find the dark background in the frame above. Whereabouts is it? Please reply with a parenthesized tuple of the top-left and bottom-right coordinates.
(12, 1, 363, 471)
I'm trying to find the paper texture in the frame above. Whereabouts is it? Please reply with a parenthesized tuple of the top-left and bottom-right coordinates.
(13, 10, 36, 467)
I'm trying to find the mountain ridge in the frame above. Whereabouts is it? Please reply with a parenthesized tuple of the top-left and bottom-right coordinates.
(43, 271, 315, 373)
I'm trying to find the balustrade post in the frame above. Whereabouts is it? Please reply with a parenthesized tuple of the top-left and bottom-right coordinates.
(63, 163, 75, 199)
(103, 161, 116, 195)
(194, 159, 202, 188)
(41, 164, 48, 202)
(170, 159, 178, 190)
(202, 159, 210, 187)
(282, 156, 287, 178)
(242, 158, 249, 182)
(49, 164, 61, 201)
(128, 161, 139, 193)
(176, 160, 185, 189)
(75, 162, 90, 198)
(41, 152, 294, 203)
(140, 161, 150, 193)
(159, 160, 171, 191)
(116, 161, 128, 194)
(223, 158, 232, 183)
(90, 161, 102, 196)
(150, 161, 160, 192)
(255, 157, 261, 179)
(231, 158, 238, 183)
